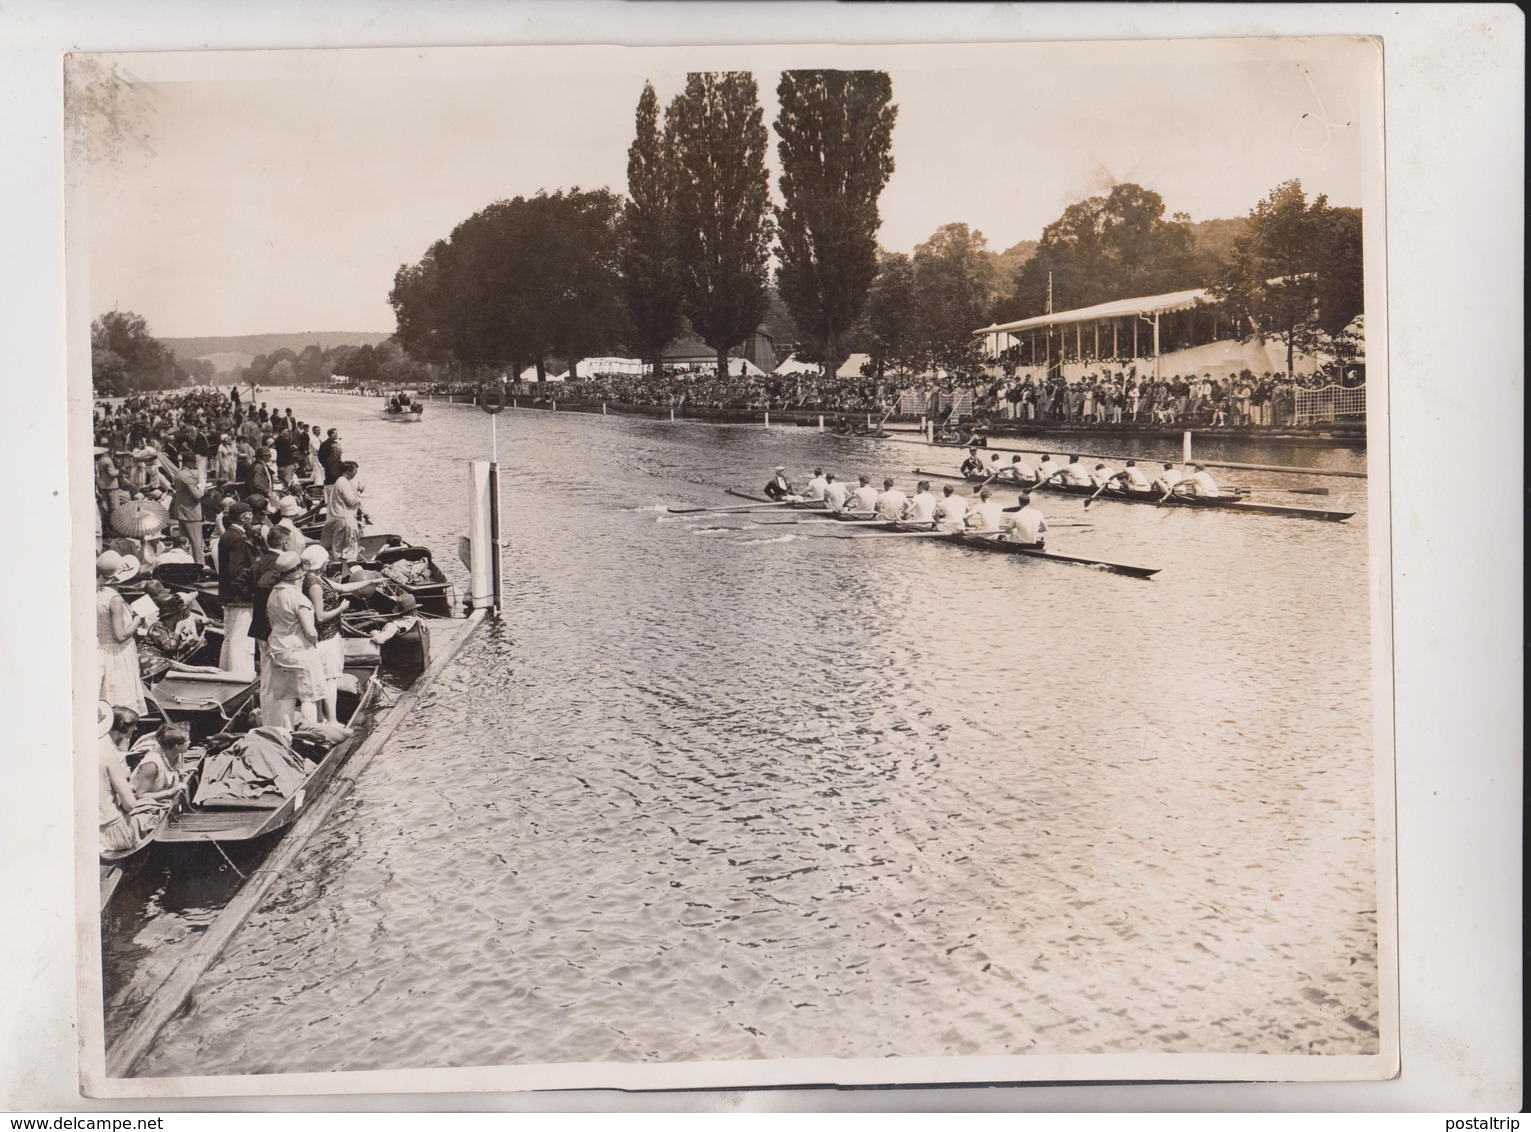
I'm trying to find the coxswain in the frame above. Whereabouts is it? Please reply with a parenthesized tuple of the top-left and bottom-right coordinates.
(848, 474, 879, 513)
(1061, 454, 1093, 487)
(802, 467, 829, 502)
(1000, 493, 1047, 546)
(959, 447, 985, 478)
(902, 480, 938, 524)
(763, 466, 796, 501)
(1177, 463, 1222, 498)
(1153, 462, 1185, 496)
(933, 484, 968, 531)
(822, 472, 849, 512)
(873, 478, 907, 522)
(965, 487, 1004, 532)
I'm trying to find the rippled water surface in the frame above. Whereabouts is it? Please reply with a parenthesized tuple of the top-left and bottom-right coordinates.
(111, 393, 1379, 1075)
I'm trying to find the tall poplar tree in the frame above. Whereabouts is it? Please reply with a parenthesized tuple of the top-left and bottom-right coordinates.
(622, 82, 686, 378)
(773, 70, 897, 377)
(665, 72, 774, 376)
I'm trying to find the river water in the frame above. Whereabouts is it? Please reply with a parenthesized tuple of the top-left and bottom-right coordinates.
(107, 391, 1379, 1075)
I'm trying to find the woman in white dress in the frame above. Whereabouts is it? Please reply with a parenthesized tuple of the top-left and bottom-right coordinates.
(95, 550, 146, 714)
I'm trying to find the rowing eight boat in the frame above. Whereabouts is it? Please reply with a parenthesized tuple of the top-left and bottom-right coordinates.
(910, 469, 1355, 522)
(722, 489, 1159, 579)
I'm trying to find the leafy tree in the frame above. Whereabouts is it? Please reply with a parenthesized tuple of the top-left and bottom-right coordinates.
(1210, 180, 1363, 375)
(334, 343, 378, 383)
(1006, 184, 1198, 319)
(622, 82, 686, 377)
(773, 69, 897, 378)
(665, 72, 775, 376)
(390, 189, 629, 377)
(857, 251, 925, 380)
(90, 310, 183, 394)
(913, 223, 996, 381)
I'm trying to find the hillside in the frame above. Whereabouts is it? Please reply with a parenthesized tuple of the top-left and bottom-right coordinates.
(163, 331, 391, 365)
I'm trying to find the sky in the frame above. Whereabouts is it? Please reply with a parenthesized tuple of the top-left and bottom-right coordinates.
(78, 38, 1378, 338)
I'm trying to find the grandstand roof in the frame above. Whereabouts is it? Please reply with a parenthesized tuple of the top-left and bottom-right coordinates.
(976, 287, 1212, 336)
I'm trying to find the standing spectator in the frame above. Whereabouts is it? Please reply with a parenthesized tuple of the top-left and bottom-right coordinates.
(96, 551, 146, 714)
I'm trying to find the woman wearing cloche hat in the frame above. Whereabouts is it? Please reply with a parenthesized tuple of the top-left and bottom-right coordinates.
(96, 551, 146, 713)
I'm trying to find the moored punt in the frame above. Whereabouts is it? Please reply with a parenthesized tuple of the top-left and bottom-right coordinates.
(911, 468, 1356, 522)
(723, 489, 1160, 579)
(155, 672, 380, 845)
(142, 670, 259, 743)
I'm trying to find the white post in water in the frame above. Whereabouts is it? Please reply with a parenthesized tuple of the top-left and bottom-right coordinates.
(818, 415, 824, 432)
(669, 406, 675, 422)
(924, 418, 933, 443)
(468, 460, 503, 616)
(764, 410, 770, 429)
(1182, 430, 1193, 464)
(602, 402, 607, 416)
(551, 400, 557, 412)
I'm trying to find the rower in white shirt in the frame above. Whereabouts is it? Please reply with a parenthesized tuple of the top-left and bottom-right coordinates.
(1088, 462, 1116, 489)
(933, 485, 968, 531)
(965, 487, 1004, 532)
(1061, 454, 1093, 487)
(848, 475, 879, 513)
(1000, 493, 1047, 546)
(1153, 462, 1185, 496)
(822, 472, 849, 512)
(802, 468, 829, 502)
(1113, 459, 1152, 492)
(982, 453, 1007, 482)
(1034, 454, 1063, 485)
(902, 481, 939, 524)
(1176, 463, 1222, 498)
(873, 478, 907, 522)
(1000, 454, 1037, 484)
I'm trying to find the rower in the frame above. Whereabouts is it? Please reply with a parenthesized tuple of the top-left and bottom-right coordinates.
(1153, 462, 1185, 495)
(983, 452, 1007, 481)
(1177, 463, 1222, 498)
(1112, 459, 1152, 493)
(1000, 493, 1047, 546)
(802, 467, 829, 502)
(1088, 462, 1116, 489)
(933, 484, 968, 531)
(1034, 453, 1062, 485)
(763, 465, 796, 501)
(848, 474, 879, 513)
(902, 480, 938, 524)
(873, 478, 907, 522)
(822, 471, 849, 512)
(959, 446, 985, 478)
(1002, 454, 1037, 484)
(1061, 454, 1093, 487)
(965, 487, 1004, 532)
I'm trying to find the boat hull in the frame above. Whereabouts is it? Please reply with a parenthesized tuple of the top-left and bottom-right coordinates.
(912, 469, 1355, 522)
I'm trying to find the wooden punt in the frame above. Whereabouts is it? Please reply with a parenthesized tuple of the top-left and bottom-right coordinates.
(155, 673, 379, 845)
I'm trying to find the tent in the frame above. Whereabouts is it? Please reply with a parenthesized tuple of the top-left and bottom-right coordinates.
(835, 353, 872, 379)
(517, 366, 566, 383)
(773, 354, 821, 376)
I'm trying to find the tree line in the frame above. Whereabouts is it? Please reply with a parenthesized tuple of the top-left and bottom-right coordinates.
(94, 70, 1364, 396)
(390, 69, 1362, 387)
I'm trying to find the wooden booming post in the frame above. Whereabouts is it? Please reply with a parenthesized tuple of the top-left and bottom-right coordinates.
(669, 406, 675, 422)
(764, 410, 770, 429)
(1183, 431, 1193, 465)
(602, 402, 607, 415)
(819, 415, 825, 431)
(468, 460, 503, 615)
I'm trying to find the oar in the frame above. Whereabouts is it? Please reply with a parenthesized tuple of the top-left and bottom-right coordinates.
(666, 501, 788, 515)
